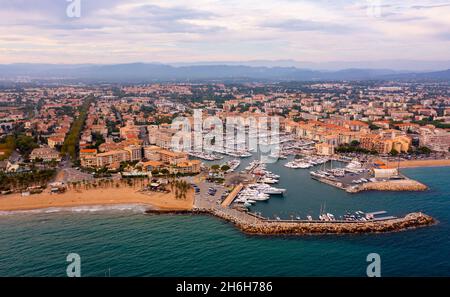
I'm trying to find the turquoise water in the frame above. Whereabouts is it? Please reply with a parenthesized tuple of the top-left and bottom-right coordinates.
(0, 163, 449, 276)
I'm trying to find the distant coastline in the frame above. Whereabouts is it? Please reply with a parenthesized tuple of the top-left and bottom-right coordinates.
(385, 159, 450, 169)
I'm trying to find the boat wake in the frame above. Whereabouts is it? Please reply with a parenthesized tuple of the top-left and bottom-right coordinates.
(0, 204, 149, 216)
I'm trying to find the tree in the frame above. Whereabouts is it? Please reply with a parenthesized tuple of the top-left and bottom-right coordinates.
(350, 140, 360, 147)
(15, 134, 38, 156)
(211, 164, 220, 171)
(417, 146, 432, 155)
(369, 124, 380, 130)
(220, 165, 231, 172)
(90, 132, 105, 149)
(390, 149, 399, 156)
(61, 96, 94, 161)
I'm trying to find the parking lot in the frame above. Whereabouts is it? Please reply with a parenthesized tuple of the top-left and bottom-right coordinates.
(190, 179, 228, 210)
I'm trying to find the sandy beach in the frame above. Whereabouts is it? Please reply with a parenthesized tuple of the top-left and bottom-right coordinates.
(385, 159, 450, 169)
(0, 187, 194, 212)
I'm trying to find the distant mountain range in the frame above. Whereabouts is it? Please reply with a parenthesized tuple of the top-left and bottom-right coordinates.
(0, 63, 449, 82)
(171, 59, 450, 72)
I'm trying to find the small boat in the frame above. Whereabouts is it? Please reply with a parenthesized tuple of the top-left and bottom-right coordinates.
(326, 213, 336, 221)
(225, 159, 241, 173)
(259, 177, 279, 184)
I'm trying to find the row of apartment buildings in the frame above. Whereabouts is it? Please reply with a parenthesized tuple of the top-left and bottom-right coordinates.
(80, 144, 201, 174)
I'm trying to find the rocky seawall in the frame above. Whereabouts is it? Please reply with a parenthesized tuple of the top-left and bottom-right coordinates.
(209, 210, 435, 235)
(145, 208, 435, 235)
(349, 179, 428, 193)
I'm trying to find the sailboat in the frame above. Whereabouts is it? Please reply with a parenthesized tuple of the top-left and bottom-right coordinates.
(319, 203, 328, 221)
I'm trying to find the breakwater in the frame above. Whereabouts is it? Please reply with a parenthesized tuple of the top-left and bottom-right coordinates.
(146, 207, 435, 235)
(349, 179, 428, 193)
(211, 209, 434, 235)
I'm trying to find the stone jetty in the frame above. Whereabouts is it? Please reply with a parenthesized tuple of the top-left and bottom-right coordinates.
(146, 184, 435, 235)
(209, 210, 435, 235)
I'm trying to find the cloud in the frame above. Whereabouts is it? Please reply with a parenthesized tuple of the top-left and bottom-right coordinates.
(0, 0, 448, 64)
(108, 4, 225, 33)
(409, 3, 450, 9)
(264, 19, 352, 34)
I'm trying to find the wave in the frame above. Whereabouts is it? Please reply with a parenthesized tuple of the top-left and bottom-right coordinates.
(0, 204, 149, 216)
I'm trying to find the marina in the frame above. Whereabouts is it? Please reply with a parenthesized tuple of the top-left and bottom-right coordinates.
(1, 166, 446, 276)
(192, 152, 433, 231)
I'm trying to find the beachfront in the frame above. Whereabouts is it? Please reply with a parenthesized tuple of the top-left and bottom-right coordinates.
(0, 187, 194, 212)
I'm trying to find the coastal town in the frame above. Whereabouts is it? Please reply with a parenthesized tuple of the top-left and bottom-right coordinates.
(0, 81, 448, 234)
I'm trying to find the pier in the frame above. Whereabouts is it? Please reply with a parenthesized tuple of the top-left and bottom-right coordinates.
(221, 183, 244, 207)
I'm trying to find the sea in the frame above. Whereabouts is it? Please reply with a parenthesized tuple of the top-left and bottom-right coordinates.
(0, 156, 449, 276)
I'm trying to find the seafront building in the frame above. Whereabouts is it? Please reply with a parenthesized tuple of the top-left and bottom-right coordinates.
(419, 127, 450, 152)
(1, 81, 449, 180)
(360, 131, 411, 154)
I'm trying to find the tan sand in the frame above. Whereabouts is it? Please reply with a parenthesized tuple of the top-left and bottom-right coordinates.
(385, 159, 450, 169)
(0, 187, 194, 212)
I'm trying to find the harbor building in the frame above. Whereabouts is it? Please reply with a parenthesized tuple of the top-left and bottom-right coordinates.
(315, 142, 335, 156)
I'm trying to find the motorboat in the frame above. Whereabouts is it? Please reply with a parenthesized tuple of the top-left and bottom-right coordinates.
(225, 159, 241, 173)
(259, 177, 279, 184)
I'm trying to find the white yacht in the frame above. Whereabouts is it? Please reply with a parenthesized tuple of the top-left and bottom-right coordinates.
(259, 177, 279, 184)
(226, 159, 241, 173)
(248, 183, 286, 195)
(284, 160, 313, 169)
(346, 159, 363, 169)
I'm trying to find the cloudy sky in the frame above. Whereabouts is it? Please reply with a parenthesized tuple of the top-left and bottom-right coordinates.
(0, 0, 449, 64)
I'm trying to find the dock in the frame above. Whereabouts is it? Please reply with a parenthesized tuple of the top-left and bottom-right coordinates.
(221, 183, 244, 207)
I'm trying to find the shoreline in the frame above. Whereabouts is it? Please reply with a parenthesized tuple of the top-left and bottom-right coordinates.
(0, 184, 437, 236)
(0, 187, 194, 212)
(0, 203, 151, 215)
(1, 205, 437, 235)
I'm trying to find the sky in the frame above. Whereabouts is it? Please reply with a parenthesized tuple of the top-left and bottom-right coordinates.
(0, 0, 449, 64)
